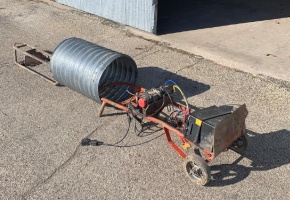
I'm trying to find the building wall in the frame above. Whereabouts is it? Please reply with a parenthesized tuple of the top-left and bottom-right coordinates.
(56, 0, 158, 33)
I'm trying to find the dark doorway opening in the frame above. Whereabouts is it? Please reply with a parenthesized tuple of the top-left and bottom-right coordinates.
(157, 0, 290, 35)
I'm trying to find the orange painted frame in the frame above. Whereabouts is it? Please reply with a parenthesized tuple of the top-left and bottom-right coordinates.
(98, 96, 214, 162)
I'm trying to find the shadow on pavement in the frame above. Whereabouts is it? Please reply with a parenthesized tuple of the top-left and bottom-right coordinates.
(137, 66, 210, 98)
(208, 129, 290, 186)
(157, 0, 290, 34)
(101, 66, 210, 117)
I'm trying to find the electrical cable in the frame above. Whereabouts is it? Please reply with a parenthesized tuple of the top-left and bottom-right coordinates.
(164, 87, 175, 113)
(81, 111, 163, 148)
(173, 85, 189, 110)
(164, 80, 190, 111)
(168, 110, 184, 126)
(81, 113, 132, 147)
(164, 80, 179, 87)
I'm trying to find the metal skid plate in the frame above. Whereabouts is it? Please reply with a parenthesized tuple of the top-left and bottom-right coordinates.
(184, 104, 247, 158)
(212, 104, 247, 157)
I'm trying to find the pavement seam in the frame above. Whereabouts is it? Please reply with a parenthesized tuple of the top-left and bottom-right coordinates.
(20, 119, 110, 200)
(174, 59, 204, 74)
(134, 50, 161, 62)
(95, 33, 120, 45)
(132, 44, 156, 59)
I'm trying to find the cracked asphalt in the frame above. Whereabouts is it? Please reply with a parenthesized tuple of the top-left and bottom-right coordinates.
(1, 0, 290, 199)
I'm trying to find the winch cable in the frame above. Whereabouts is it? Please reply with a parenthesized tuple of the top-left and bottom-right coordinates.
(144, 95, 166, 117)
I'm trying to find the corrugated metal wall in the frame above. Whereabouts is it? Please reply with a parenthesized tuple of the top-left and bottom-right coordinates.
(56, 0, 158, 33)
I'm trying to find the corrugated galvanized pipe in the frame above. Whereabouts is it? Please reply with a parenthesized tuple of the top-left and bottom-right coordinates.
(50, 37, 138, 103)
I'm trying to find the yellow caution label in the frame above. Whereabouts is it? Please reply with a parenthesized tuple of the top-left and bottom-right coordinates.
(181, 143, 191, 150)
(195, 119, 202, 126)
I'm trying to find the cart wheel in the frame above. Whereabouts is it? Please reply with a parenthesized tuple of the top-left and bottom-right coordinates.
(230, 133, 249, 154)
(183, 154, 211, 186)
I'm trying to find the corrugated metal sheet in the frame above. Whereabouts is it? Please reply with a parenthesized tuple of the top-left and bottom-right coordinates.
(50, 37, 138, 103)
(56, 0, 158, 33)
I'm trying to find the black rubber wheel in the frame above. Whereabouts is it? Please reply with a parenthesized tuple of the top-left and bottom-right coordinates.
(183, 154, 211, 186)
(230, 133, 249, 154)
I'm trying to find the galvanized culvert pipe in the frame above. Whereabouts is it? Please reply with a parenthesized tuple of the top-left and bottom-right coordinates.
(50, 37, 138, 103)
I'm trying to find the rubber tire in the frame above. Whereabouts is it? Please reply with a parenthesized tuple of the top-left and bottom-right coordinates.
(183, 154, 211, 186)
(229, 133, 249, 154)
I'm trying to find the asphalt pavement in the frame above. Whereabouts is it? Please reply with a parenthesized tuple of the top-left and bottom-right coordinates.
(0, 0, 290, 199)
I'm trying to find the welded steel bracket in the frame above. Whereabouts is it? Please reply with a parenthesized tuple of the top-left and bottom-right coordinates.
(13, 43, 59, 85)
